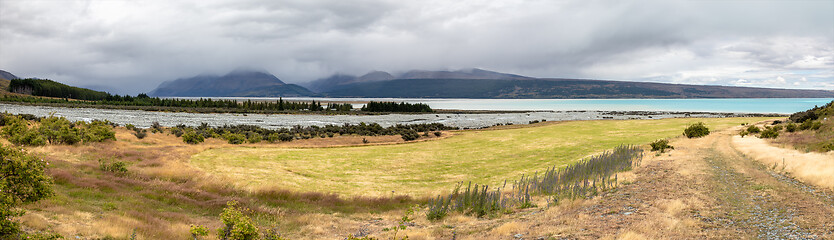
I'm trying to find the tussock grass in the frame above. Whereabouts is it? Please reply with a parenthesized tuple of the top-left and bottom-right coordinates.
(427, 145, 643, 219)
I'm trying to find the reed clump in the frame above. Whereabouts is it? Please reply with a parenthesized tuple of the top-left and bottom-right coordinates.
(427, 145, 643, 220)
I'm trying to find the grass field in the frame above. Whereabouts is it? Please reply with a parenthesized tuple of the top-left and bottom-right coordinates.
(191, 117, 772, 196)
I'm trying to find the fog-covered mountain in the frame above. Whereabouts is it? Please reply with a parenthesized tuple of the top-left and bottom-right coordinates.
(305, 68, 530, 93)
(148, 68, 834, 99)
(318, 72, 834, 99)
(149, 70, 315, 97)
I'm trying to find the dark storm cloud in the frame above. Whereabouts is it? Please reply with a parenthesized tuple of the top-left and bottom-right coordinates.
(0, 0, 832, 94)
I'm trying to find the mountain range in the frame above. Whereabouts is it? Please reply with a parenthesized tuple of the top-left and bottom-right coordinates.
(148, 69, 314, 97)
(300, 69, 834, 99)
(3, 68, 833, 99)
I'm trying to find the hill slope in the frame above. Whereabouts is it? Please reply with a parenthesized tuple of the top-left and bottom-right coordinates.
(150, 70, 315, 97)
(0, 70, 20, 81)
(0, 70, 20, 94)
(324, 77, 834, 99)
(8, 78, 111, 100)
(306, 68, 529, 93)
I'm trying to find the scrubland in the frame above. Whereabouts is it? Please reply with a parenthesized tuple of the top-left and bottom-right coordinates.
(8, 116, 834, 239)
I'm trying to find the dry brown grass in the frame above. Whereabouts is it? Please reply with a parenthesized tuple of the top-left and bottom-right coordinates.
(732, 127, 834, 190)
(21, 117, 833, 239)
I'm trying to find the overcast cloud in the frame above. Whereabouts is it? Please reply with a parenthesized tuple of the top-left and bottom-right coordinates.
(1, 0, 832, 95)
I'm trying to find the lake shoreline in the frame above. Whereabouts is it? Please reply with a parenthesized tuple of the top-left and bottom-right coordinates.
(0, 102, 785, 130)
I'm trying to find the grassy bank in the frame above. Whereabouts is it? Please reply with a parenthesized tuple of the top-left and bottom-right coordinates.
(191, 117, 772, 196)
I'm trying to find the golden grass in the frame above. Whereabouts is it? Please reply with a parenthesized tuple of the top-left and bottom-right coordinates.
(191, 117, 772, 196)
(490, 221, 525, 236)
(732, 132, 834, 190)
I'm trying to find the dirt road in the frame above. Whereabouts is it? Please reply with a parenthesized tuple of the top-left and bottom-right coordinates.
(422, 125, 834, 239)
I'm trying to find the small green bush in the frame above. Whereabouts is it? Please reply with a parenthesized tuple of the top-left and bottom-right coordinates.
(0, 115, 46, 146)
(434, 132, 442, 137)
(1, 143, 53, 235)
(267, 133, 293, 143)
(821, 141, 834, 152)
(151, 122, 163, 133)
(82, 120, 116, 143)
(99, 159, 128, 175)
(650, 139, 674, 153)
(759, 127, 779, 139)
(786, 123, 797, 132)
(683, 122, 710, 138)
(182, 131, 205, 144)
(190, 225, 209, 239)
(247, 133, 262, 143)
(217, 201, 258, 240)
(170, 127, 184, 137)
(798, 120, 823, 131)
(133, 129, 147, 139)
(746, 125, 761, 133)
(400, 129, 420, 141)
(225, 133, 247, 144)
(277, 133, 294, 142)
(125, 124, 137, 131)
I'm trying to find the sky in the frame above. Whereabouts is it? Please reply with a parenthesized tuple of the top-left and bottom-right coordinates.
(1, 0, 833, 95)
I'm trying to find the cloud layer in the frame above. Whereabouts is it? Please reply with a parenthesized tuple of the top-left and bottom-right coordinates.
(1, 0, 832, 94)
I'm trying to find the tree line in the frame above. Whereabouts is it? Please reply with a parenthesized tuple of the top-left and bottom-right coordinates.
(361, 101, 433, 112)
(6, 78, 437, 113)
(9, 78, 110, 101)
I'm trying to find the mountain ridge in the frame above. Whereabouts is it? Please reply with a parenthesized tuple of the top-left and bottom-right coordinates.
(322, 77, 834, 99)
(149, 70, 315, 97)
(0, 70, 20, 81)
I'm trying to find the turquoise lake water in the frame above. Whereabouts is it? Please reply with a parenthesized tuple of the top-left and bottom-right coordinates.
(269, 98, 833, 114)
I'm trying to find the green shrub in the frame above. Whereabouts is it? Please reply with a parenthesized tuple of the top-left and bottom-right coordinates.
(786, 123, 797, 132)
(759, 127, 779, 139)
(434, 132, 442, 137)
(400, 129, 420, 141)
(99, 159, 128, 175)
(170, 127, 184, 137)
(217, 201, 258, 240)
(14, 131, 48, 146)
(739, 130, 749, 137)
(822, 141, 834, 152)
(225, 133, 247, 144)
(190, 225, 209, 239)
(133, 129, 147, 139)
(182, 131, 205, 144)
(277, 133, 294, 142)
(800, 121, 822, 131)
(151, 121, 163, 133)
(0, 115, 45, 146)
(262, 228, 289, 240)
(683, 122, 710, 138)
(38, 115, 71, 144)
(125, 124, 137, 131)
(1, 143, 53, 235)
(746, 125, 761, 134)
(649, 139, 674, 153)
(82, 120, 116, 143)
(246, 133, 262, 143)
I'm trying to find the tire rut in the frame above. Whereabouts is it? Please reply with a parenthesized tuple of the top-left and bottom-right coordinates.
(703, 135, 817, 239)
